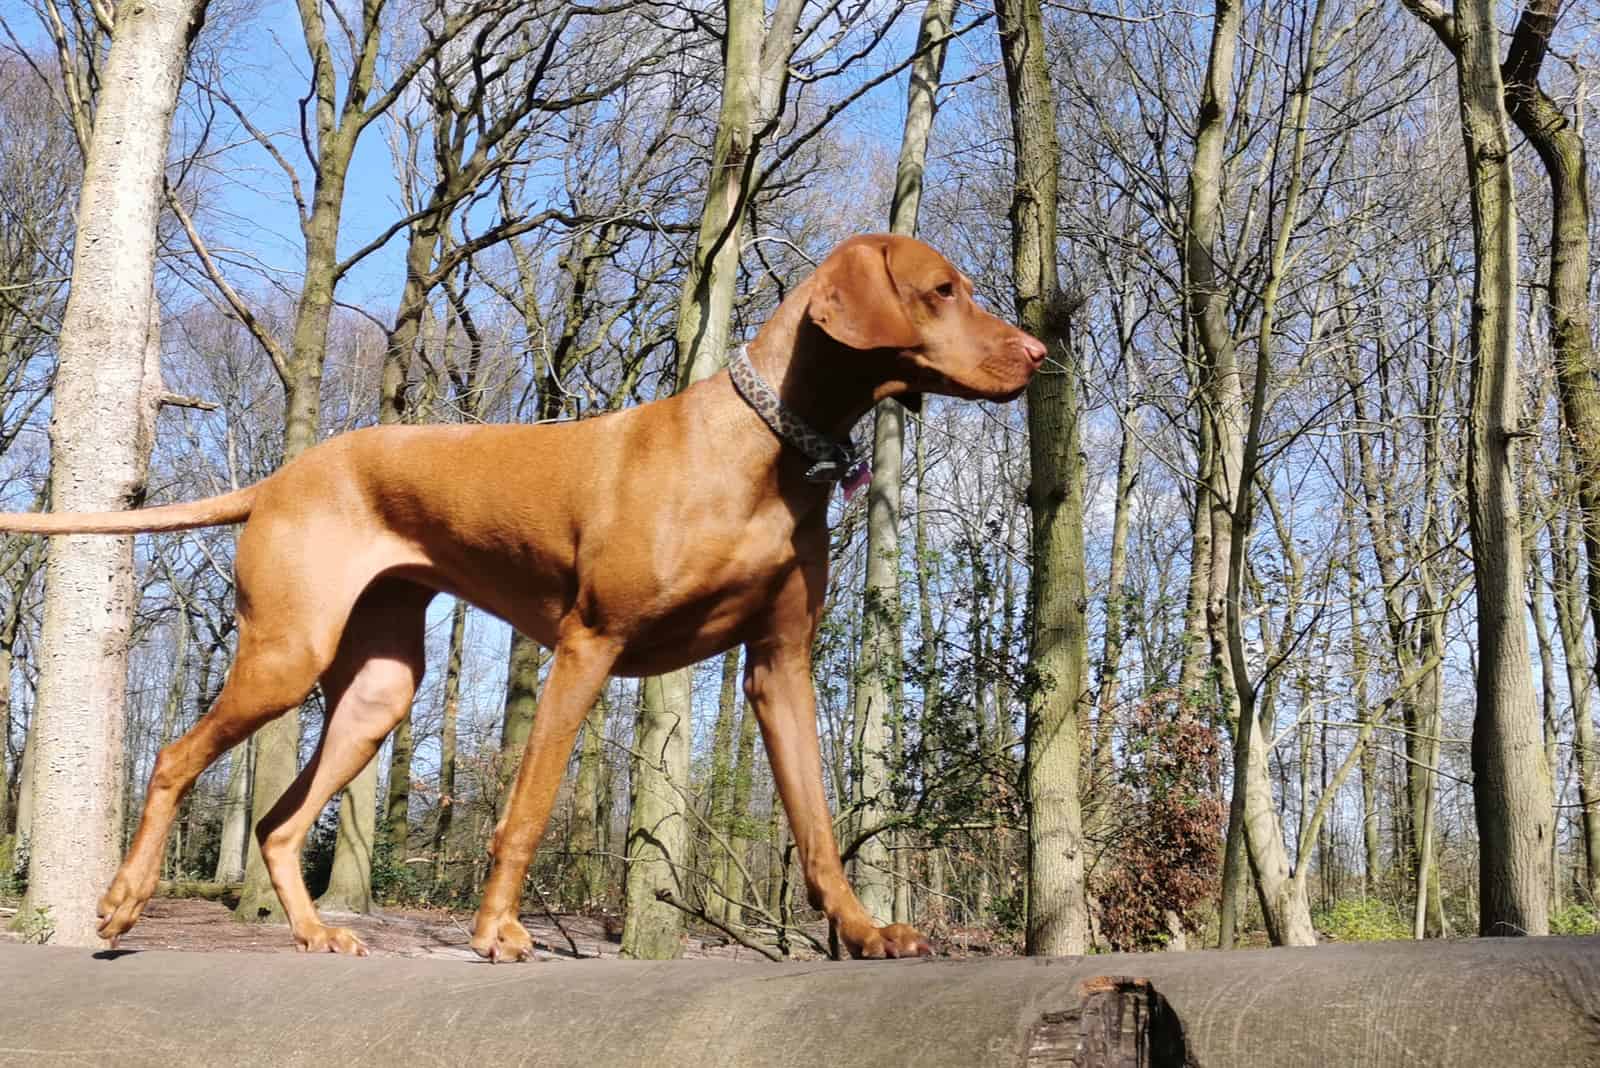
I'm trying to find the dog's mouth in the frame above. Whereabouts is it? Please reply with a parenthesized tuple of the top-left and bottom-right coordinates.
(951, 353, 1038, 402)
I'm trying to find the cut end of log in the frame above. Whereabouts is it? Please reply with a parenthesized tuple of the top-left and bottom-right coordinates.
(1027, 976, 1193, 1068)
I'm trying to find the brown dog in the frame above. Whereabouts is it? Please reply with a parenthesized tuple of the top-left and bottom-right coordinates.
(1, 235, 1044, 960)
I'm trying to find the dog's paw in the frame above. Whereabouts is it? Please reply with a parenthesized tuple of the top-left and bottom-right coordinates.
(96, 868, 158, 943)
(470, 914, 535, 963)
(295, 923, 370, 957)
(848, 922, 935, 960)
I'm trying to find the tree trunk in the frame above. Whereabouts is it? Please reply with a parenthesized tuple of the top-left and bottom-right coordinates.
(158, 612, 192, 879)
(852, 385, 901, 924)
(1090, 387, 1138, 827)
(707, 651, 741, 923)
(375, 714, 411, 858)
(430, 599, 468, 891)
(1553, 508, 1600, 897)
(1183, 0, 1249, 951)
(318, 758, 376, 913)
(14, 716, 34, 854)
(0, 561, 29, 839)
(1405, 0, 1551, 936)
(235, 165, 352, 922)
(621, 673, 692, 959)
(728, 690, 759, 920)
(1502, 0, 1599, 902)
(850, 0, 958, 929)
(568, 696, 609, 908)
(498, 633, 545, 816)
(18, 0, 203, 946)
(995, 0, 1089, 956)
(212, 739, 250, 883)
(621, 0, 803, 959)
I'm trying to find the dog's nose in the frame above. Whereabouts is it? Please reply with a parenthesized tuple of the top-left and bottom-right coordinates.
(1020, 333, 1047, 366)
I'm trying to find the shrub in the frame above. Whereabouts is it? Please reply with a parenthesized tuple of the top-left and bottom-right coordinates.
(1315, 897, 1409, 942)
(1097, 699, 1225, 952)
(1550, 904, 1599, 936)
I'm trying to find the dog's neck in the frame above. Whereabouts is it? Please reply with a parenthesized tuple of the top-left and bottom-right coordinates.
(744, 283, 892, 444)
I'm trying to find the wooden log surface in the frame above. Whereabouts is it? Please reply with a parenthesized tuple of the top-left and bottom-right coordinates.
(1, 936, 1597, 1066)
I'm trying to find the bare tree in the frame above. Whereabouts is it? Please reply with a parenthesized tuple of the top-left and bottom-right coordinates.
(1403, 0, 1552, 937)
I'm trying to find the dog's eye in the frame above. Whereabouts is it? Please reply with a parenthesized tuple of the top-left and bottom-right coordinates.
(933, 281, 957, 300)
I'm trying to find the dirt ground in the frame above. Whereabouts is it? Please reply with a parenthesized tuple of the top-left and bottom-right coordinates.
(1, 896, 796, 961)
(1, 895, 1014, 961)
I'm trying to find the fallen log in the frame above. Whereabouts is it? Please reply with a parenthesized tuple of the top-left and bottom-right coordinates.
(1, 936, 1596, 1066)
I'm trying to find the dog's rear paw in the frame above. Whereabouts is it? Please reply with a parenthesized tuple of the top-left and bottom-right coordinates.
(96, 870, 158, 942)
(470, 914, 534, 963)
(295, 923, 370, 956)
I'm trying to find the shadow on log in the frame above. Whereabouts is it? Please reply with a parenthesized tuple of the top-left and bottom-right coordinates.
(1, 936, 1597, 1066)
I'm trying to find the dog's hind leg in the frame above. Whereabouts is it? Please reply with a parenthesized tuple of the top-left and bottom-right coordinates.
(98, 518, 401, 944)
(253, 578, 434, 955)
(97, 615, 336, 941)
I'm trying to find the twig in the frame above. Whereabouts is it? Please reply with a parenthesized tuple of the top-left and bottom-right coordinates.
(159, 392, 220, 412)
(653, 890, 782, 962)
(527, 881, 586, 959)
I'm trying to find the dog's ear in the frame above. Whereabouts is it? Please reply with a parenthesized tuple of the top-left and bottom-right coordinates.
(895, 392, 923, 413)
(806, 240, 922, 351)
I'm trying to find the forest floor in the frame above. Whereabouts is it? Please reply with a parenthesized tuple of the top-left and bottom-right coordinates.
(0, 894, 1022, 961)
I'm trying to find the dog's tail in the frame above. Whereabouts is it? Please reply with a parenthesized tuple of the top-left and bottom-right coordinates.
(0, 486, 257, 535)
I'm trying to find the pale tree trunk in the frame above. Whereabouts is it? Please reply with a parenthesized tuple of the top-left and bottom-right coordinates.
(317, 758, 376, 912)
(849, 0, 959, 929)
(568, 696, 609, 908)
(622, 0, 803, 960)
(727, 693, 759, 919)
(1089, 378, 1139, 829)
(14, 718, 35, 855)
(498, 635, 545, 818)
(0, 547, 38, 841)
(212, 739, 249, 883)
(707, 651, 741, 923)
(237, 0, 419, 921)
(621, 674, 692, 959)
(17, 0, 204, 946)
(158, 612, 191, 878)
(429, 600, 468, 890)
(1343, 463, 1381, 895)
(1404, 0, 1551, 936)
(1184, 0, 1249, 950)
(994, 0, 1089, 956)
(1503, 0, 1600, 902)
(1199, 0, 1320, 948)
(1552, 508, 1600, 898)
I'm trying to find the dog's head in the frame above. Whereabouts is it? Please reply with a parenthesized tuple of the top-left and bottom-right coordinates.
(804, 234, 1046, 411)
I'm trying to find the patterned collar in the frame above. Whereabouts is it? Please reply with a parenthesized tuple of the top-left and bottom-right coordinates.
(728, 346, 870, 491)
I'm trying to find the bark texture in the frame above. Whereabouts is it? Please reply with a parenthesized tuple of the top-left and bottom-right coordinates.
(621, 0, 803, 958)
(1404, 0, 1552, 936)
(5, 938, 1598, 1066)
(1502, 0, 1600, 900)
(850, 0, 958, 925)
(995, 0, 1090, 956)
(18, 0, 205, 946)
(621, 673, 692, 959)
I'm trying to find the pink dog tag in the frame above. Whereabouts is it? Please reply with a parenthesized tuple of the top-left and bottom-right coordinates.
(843, 463, 872, 503)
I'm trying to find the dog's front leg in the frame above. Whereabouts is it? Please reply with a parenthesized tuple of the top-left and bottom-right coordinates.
(471, 629, 618, 963)
(744, 640, 933, 960)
